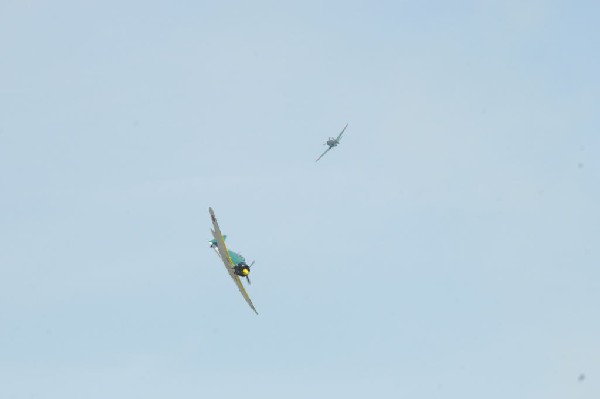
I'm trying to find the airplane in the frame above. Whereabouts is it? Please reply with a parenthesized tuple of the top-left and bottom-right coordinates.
(316, 123, 348, 162)
(208, 207, 258, 314)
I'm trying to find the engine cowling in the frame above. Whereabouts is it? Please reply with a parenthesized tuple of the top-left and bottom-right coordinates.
(234, 262, 250, 277)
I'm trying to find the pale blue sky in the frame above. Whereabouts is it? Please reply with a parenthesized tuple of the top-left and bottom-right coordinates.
(1, 1, 598, 398)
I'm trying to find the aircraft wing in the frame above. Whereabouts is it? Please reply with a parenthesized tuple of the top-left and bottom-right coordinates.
(336, 123, 348, 141)
(209, 207, 258, 314)
(315, 146, 332, 162)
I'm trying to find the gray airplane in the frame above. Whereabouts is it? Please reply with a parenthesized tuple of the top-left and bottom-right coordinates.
(315, 123, 348, 162)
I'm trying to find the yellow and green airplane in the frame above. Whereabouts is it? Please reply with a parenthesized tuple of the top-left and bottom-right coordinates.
(209, 207, 258, 314)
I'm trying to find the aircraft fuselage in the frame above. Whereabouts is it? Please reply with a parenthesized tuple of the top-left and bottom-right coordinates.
(210, 238, 250, 277)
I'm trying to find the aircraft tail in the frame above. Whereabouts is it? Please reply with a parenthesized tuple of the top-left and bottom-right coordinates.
(209, 234, 227, 247)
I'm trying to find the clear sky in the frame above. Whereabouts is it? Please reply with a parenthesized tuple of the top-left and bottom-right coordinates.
(1, 1, 598, 398)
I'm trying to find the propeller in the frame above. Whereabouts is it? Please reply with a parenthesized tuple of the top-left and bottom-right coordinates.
(246, 261, 255, 285)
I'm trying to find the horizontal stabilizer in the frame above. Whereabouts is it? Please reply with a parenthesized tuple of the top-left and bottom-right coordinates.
(209, 234, 227, 247)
